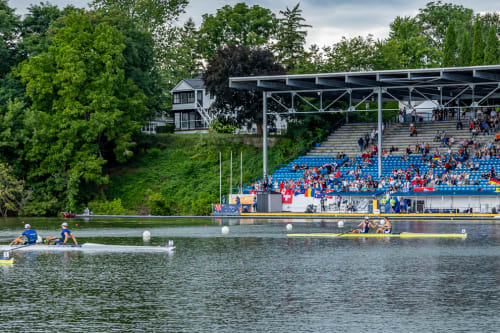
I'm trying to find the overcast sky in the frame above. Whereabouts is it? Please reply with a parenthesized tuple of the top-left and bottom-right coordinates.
(8, 0, 500, 46)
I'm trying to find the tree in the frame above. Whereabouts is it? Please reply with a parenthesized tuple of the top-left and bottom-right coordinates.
(90, 0, 188, 31)
(198, 3, 277, 58)
(442, 22, 457, 67)
(417, 1, 473, 47)
(18, 2, 65, 59)
(458, 30, 472, 66)
(273, 3, 311, 72)
(472, 20, 484, 65)
(155, 18, 202, 109)
(203, 45, 285, 131)
(484, 26, 500, 65)
(17, 11, 149, 213)
(385, 16, 440, 69)
(0, 0, 21, 77)
(322, 36, 376, 72)
(0, 163, 28, 217)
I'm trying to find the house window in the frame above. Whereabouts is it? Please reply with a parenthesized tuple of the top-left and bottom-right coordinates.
(173, 92, 195, 104)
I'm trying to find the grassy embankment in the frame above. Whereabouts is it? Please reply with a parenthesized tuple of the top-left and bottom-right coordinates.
(100, 133, 308, 215)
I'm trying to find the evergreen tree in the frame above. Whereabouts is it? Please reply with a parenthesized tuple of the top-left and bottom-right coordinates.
(458, 30, 472, 66)
(442, 22, 457, 66)
(273, 3, 311, 72)
(484, 26, 500, 65)
(472, 20, 484, 65)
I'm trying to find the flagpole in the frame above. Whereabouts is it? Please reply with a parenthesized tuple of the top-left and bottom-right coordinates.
(219, 151, 221, 204)
(230, 151, 232, 198)
(240, 151, 243, 194)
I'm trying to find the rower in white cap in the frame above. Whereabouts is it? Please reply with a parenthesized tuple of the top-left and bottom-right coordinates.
(45, 222, 78, 245)
(10, 223, 38, 245)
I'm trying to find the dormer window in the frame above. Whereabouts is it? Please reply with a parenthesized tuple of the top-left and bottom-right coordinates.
(173, 92, 195, 104)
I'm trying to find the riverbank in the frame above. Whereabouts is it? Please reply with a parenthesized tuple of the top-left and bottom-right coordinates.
(74, 212, 500, 221)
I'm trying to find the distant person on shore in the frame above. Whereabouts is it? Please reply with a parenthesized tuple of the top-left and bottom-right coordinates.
(351, 217, 377, 234)
(10, 223, 38, 245)
(45, 222, 78, 245)
(376, 217, 392, 234)
(222, 195, 227, 204)
(253, 196, 257, 212)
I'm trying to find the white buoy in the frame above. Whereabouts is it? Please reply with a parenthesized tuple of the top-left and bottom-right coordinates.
(338, 220, 344, 227)
(379, 219, 385, 225)
(142, 230, 151, 241)
(286, 224, 293, 231)
(221, 226, 229, 235)
(36, 235, 43, 243)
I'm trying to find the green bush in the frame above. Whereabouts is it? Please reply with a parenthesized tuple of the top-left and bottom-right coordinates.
(88, 199, 126, 215)
(209, 119, 236, 133)
(148, 192, 172, 216)
(147, 148, 161, 158)
(192, 192, 214, 216)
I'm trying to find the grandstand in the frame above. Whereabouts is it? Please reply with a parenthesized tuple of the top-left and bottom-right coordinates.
(231, 66, 500, 214)
(308, 120, 495, 157)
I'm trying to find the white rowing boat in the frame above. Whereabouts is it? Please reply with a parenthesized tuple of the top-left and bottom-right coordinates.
(0, 243, 175, 253)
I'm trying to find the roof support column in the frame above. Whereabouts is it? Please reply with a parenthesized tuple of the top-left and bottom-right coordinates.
(378, 87, 382, 178)
(263, 91, 268, 179)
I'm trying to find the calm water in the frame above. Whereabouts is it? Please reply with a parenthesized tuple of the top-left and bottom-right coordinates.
(0, 218, 498, 332)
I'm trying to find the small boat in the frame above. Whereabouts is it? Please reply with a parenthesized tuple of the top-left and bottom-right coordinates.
(0, 243, 175, 253)
(287, 232, 467, 238)
(61, 212, 76, 218)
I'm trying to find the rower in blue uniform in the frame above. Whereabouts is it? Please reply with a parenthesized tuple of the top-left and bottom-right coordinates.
(46, 222, 78, 245)
(10, 223, 38, 245)
(376, 217, 392, 234)
(351, 217, 378, 234)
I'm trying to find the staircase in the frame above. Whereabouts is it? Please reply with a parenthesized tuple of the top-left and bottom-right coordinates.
(308, 120, 498, 157)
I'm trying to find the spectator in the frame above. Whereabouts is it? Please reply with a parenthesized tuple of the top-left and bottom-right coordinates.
(411, 108, 417, 123)
(457, 120, 463, 130)
(358, 137, 364, 152)
(409, 124, 417, 137)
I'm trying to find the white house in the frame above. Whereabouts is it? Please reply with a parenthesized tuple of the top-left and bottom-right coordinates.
(171, 75, 215, 132)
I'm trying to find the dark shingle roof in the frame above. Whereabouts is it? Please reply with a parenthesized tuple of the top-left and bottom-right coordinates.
(184, 75, 205, 89)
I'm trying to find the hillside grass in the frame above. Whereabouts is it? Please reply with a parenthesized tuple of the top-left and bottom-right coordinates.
(102, 133, 307, 215)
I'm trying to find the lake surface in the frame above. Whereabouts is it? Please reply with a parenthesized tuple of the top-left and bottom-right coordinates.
(0, 217, 498, 332)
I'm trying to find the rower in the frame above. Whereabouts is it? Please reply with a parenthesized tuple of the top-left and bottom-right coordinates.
(376, 217, 392, 234)
(10, 223, 38, 245)
(351, 217, 377, 234)
(46, 222, 78, 245)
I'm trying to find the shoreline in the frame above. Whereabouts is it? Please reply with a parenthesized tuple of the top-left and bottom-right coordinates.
(73, 213, 500, 221)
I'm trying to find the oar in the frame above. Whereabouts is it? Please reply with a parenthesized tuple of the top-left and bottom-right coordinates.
(9, 243, 34, 252)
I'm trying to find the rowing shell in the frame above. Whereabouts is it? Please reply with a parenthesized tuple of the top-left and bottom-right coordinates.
(287, 232, 467, 238)
(0, 243, 175, 253)
(0, 258, 14, 265)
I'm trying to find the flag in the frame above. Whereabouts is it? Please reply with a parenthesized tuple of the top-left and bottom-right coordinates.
(413, 187, 435, 192)
(326, 189, 336, 199)
(305, 188, 315, 197)
(282, 189, 293, 204)
(314, 190, 325, 198)
(294, 189, 305, 196)
(488, 178, 500, 185)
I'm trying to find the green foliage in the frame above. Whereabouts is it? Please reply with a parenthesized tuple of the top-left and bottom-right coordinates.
(104, 134, 306, 215)
(192, 192, 214, 216)
(88, 198, 126, 215)
(458, 31, 472, 66)
(17, 11, 150, 212)
(0, 163, 28, 217)
(90, 0, 188, 32)
(147, 191, 172, 215)
(209, 119, 236, 134)
(472, 20, 484, 65)
(198, 3, 277, 58)
(203, 45, 285, 131)
(322, 36, 376, 72)
(0, 0, 21, 76)
(273, 3, 311, 72)
(484, 26, 500, 65)
(442, 22, 457, 66)
(417, 1, 473, 47)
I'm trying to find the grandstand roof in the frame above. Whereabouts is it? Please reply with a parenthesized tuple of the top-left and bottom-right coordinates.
(230, 65, 500, 105)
